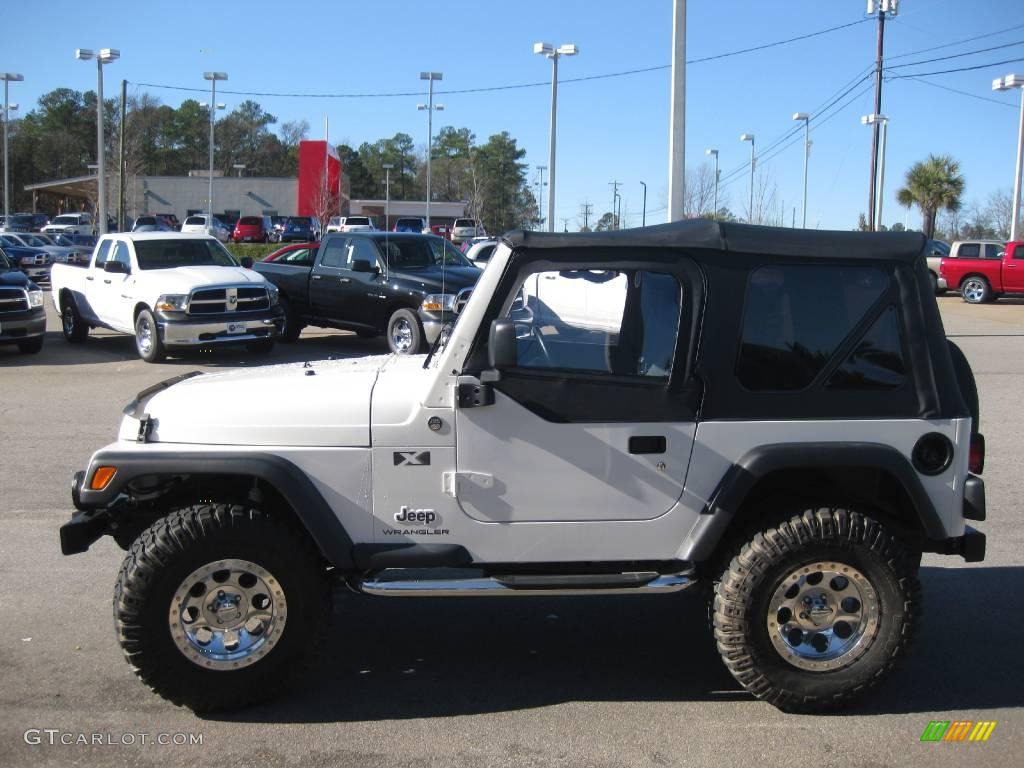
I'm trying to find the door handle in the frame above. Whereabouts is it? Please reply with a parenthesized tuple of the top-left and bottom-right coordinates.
(311, 274, 323, 280)
(86, 275, 94, 281)
(629, 435, 666, 454)
(103, 279, 112, 284)
(339, 277, 350, 283)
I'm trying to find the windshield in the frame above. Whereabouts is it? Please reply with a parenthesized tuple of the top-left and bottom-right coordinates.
(133, 238, 239, 270)
(378, 236, 472, 269)
(21, 235, 47, 247)
(347, 217, 370, 225)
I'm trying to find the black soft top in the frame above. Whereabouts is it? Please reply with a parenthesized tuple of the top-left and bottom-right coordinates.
(502, 219, 927, 263)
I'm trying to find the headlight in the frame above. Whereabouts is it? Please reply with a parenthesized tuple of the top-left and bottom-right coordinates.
(155, 294, 189, 312)
(28, 290, 43, 308)
(421, 293, 456, 312)
(19, 256, 34, 265)
(267, 284, 280, 305)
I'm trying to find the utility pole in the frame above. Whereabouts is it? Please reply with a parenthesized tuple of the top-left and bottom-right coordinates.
(118, 78, 126, 231)
(560, 217, 570, 232)
(609, 181, 620, 229)
(640, 180, 647, 226)
(579, 201, 592, 230)
(667, 0, 686, 222)
(867, 1, 898, 231)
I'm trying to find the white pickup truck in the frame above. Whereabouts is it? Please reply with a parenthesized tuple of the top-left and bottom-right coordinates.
(50, 232, 284, 362)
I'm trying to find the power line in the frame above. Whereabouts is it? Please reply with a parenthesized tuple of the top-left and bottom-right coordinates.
(886, 39, 1024, 69)
(885, 56, 1024, 79)
(128, 18, 870, 101)
(893, 75, 1018, 108)
(886, 22, 1024, 61)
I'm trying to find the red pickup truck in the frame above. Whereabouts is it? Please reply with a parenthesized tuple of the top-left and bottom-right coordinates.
(941, 240, 1022, 303)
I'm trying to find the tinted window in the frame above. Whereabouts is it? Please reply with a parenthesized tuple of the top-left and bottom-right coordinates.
(475, 245, 496, 263)
(827, 307, 906, 390)
(320, 239, 349, 268)
(958, 243, 980, 258)
(737, 265, 889, 391)
(346, 217, 370, 226)
(454, 219, 476, 227)
(184, 216, 205, 226)
(53, 215, 80, 225)
(508, 269, 681, 378)
(984, 244, 1003, 259)
(279, 248, 314, 266)
(379, 237, 470, 268)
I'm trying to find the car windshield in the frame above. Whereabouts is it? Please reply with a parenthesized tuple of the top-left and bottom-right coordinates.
(184, 216, 206, 226)
(347, 217, 370, 225)
(379, 236, 471, 268)
(133, 238, 239, 270)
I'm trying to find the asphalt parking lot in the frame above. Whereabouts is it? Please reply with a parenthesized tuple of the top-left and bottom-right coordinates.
(0, 294, 1021, 768)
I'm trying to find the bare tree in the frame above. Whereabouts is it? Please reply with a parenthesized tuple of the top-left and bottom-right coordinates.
(741, 167, 780, 225)
(309, 168, 340, 231)
(683, 163, 717, 217)
(986, 188, 1013, 239)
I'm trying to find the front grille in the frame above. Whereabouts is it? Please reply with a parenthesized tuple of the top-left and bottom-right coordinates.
(188, 286, 270, 315)
(0, 287, 29, 314)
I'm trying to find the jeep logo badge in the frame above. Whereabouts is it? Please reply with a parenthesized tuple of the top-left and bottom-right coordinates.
(395, 506, 436, 525)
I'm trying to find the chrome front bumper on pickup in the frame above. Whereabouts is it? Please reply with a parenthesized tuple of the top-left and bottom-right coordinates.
(157, 312, 283, 347)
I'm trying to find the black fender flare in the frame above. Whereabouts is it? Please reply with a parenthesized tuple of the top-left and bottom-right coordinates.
(77, 451, 355, 569)
(680, 442, 945, 562)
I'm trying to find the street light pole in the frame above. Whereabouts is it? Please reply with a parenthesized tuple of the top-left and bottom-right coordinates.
(667, 0, 686, 222)
(536, 165, 547, 229)
(861, 113, 889, 229)
(1, 73, 23, 222)
(740, 134, 755, 223)
(203, 72, 228, 236)
(793, 113, 810, 228)
(534, 43, 578, 232)
(382, 163, 393, 231)
(705, 149, 718, 219)
(993, 74, 1024, 240)
(640, 181, 647, 227)
(76, 51, 119, 234)
(418, 72, 443, 232)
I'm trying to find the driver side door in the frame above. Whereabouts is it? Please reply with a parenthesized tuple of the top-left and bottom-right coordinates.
(93, 240, 134, 331)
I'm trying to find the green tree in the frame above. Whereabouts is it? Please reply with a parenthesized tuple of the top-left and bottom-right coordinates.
(470, 132, 530, 234)
(594, 211, 619, 231)
(896, 154, 965, 239)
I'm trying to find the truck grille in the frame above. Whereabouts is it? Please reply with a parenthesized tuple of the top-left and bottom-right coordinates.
(0, 287, 29, 314)
(188, 286, 270, 315)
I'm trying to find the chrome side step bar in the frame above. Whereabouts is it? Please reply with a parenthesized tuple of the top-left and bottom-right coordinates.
(355, 570, 695, 597)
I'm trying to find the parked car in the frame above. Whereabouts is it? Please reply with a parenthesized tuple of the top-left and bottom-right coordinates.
(43, 212, 95, 236)
(51, 232, 283, 362)
(30, 213, 50, 230)
(430, 224, 452, 240)
(180, 214, 231, 242)
(254, 232, 479, 352)
(258, 242, 320, 265)
(6, 232, 80, 265)
(339, 216, 375, 233)
(280, 216, 319, 243)
(0, 248, 46, 354)
(0, 213, 36, 233)
(451, 217, 484, 244)
(132, 216, 173, 232)
(232, 216, 269, 243)
(940, 240, 1021, 303)
(0, 237, 51, 283)
(155, 213, 180, 230)
(923, 239, 950, 293)
(393, 217, 425, 233)
(463, 239, 498, 267)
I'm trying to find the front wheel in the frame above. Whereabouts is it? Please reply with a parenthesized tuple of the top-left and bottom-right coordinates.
(713, 508, 919, 713)
(113, 504, 332, 712)
(135, 309, 166, 363)
(961, 276, 991, 304)
(62, 299, 89, 343)
(386, 308, 425, 354)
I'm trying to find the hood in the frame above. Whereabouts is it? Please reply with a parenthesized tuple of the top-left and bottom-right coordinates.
(140, 265, 269, 293)
(135, 355, 395, 447)
(0, 268, 33, 288)
(390, 265, 480, 293)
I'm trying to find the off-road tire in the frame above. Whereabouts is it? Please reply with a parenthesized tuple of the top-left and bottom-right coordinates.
(113, 504, 332, 712)
(18, 336, 44, 354)
(386, 308, 425, 354)
(713, 508, 919, 713)
(61, 298, 89, 343)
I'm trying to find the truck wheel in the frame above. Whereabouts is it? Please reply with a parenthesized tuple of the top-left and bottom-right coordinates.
(134, 309, 166, 363)
(18, 336, 44, 354)
(279, 297, 302, 343)
(113, 504, 331, 712)
(961, 276, 991, 304)
(713, 508, 919, 713)
(61, 299, 89, 343)
(386, 308, 425, 354)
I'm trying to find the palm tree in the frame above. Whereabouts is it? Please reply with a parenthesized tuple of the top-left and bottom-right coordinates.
(896, 154, 965, 238)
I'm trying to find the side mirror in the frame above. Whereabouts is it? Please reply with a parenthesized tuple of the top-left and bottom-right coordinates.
(488, 319, 518, 369)
(103, 260, 129, 274)
(240, 256, 254, 269)
(351, 258, 379, 274)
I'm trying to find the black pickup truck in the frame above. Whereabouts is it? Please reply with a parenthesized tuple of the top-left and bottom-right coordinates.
(254, 232, 481, 353)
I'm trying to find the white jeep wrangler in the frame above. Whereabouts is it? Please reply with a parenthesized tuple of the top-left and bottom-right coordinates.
(61, 221, 986, 713)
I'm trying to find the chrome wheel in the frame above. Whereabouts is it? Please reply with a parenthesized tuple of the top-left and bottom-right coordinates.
(136, 315, 155, 355)
(962, 278, 987, 303)
(168, 558, 287, 670)
(767, 561, 880, 672)
(391, 317, 413, 352)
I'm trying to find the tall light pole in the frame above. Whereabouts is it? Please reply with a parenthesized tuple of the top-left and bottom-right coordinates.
(382, 163, 393, 230)
(1, 73, 23, 222)
(640, 181, 647, 226)
(705, 148, 719, 219)
(866, 0, 898, 231)
(76, 50, 118, 234)
(862, 114, 889, 229)
(667, 0, 686, 222)
(792, 113, 811, 228)
(203, 72, 228, 236)
(740, 134, 755, 223)
(417, 72, 443, 232)
(993, 74, 1024, 240)
(535, 165, 547, 229)
(534, 42, 578, 232)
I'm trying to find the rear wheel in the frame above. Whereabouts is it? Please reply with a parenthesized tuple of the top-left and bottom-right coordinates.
(386, 308, 425, 354)
(961, 276, 991, 304)
(713, 507, 919, 713)
(113, 504, 331, 712)
(134, 309, 166, 363)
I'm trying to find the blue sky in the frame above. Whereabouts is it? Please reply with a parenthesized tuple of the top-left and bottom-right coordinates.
(4, 0, 1023, 230)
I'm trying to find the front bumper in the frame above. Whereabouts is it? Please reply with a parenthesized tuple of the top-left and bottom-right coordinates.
(0, 307, 46, 345)
(156, 307, 284, 347)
